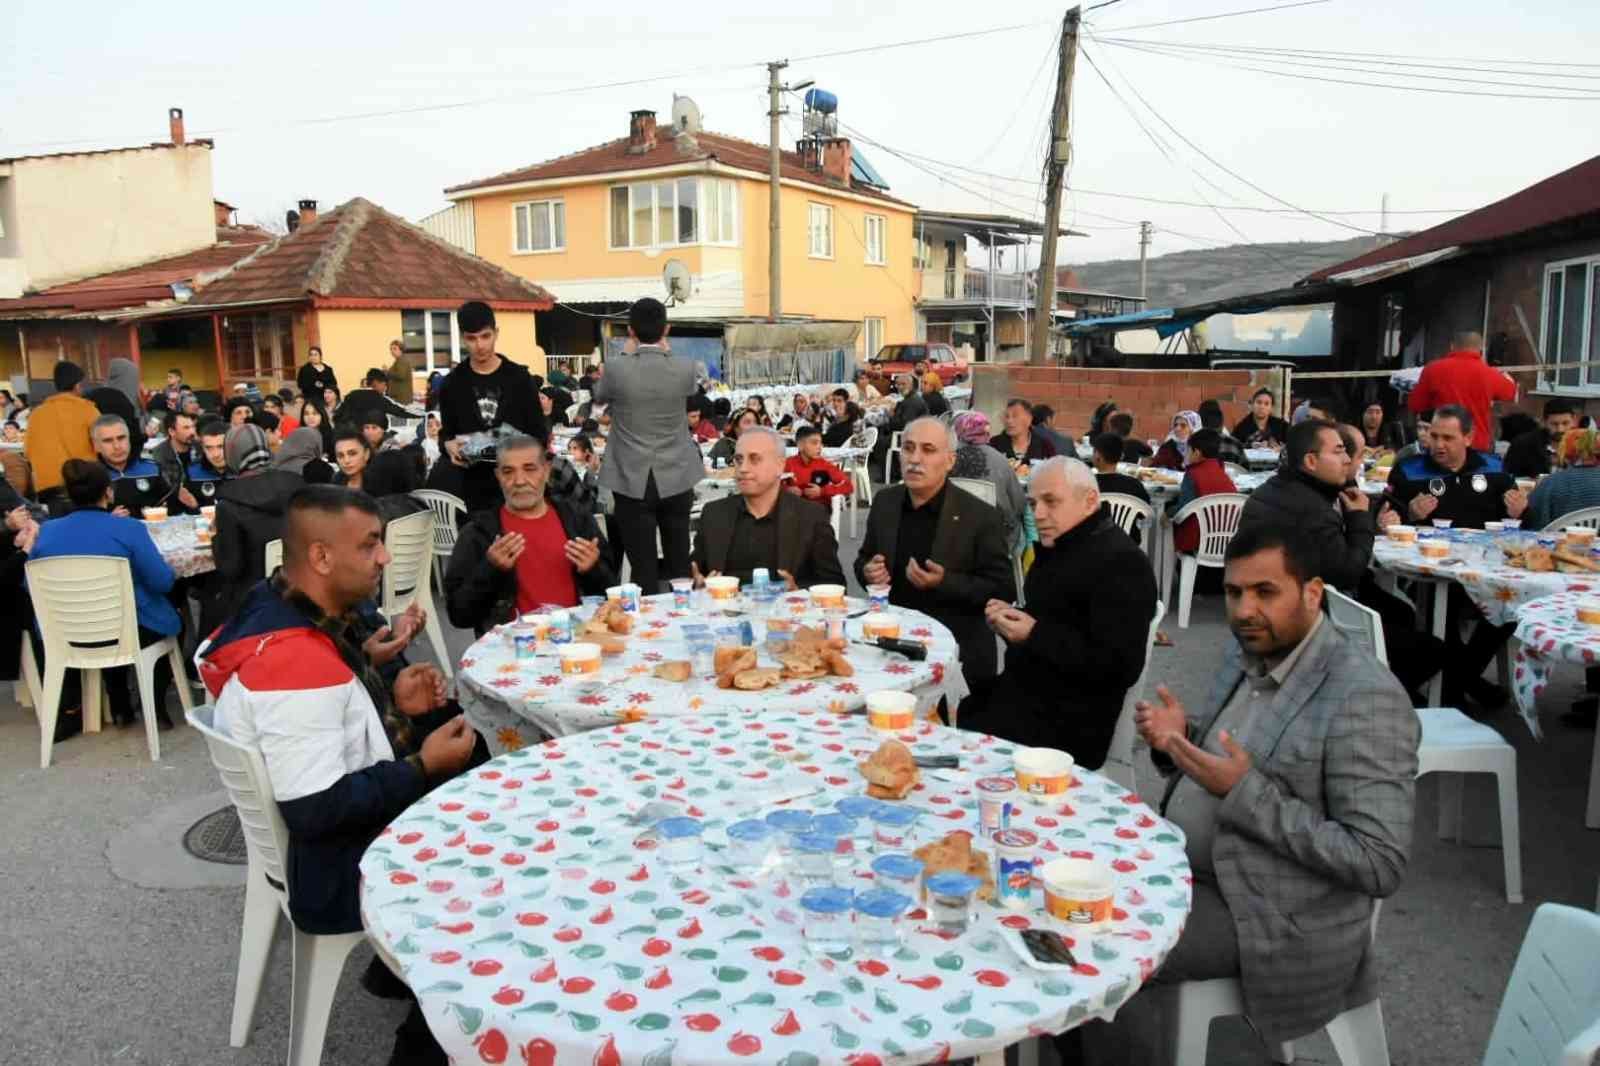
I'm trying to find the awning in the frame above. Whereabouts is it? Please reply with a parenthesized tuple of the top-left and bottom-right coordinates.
(1325, 245, 1463, 286)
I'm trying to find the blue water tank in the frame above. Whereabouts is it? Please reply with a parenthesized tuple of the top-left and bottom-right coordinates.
(804, 88, 838, 114)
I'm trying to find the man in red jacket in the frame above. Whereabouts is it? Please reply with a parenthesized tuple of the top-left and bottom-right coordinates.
(783, 425, 853, 508)
(1407, 331, 1517, 451)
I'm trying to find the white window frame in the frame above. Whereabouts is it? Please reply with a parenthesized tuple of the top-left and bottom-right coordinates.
(1537, 253, 1600, 395)
(864, 213, 887, 266)
(512, 199, 565, 254)
(608, 178, 739, 251)
(863, 316, 885, 359)
(401, 309, 462, 374)
(808, 202, 835, 260)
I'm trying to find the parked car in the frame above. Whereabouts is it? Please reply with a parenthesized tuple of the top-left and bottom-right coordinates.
(867, 343, 968, 387)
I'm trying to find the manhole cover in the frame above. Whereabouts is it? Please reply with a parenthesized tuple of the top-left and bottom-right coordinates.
(182, 807, 248, 865)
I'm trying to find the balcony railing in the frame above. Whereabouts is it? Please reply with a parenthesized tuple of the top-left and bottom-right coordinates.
(919, 269, 1034, 305)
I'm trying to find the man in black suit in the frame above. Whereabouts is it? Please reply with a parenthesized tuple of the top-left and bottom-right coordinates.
(690, 426, 844, 589)
(856, 417, 1014, 717)
(874, 373, 930, 482)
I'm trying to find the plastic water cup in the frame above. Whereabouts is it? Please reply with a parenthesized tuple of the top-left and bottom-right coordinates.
(870, 852, 924, 897)
(853, 888, 912, 950)
(800, 886, 854, 954)
(670, 579, 692, 609)
(791, 832, 840, 885)
(764, 809, 815, 856)
(724, 819, 777, 871)
(834, 797, 881, 848)
(925, 871, 981, 935)
(870, 805, 920, 854)
(811, 813, 857, 874)
(655, 817, 703, 871)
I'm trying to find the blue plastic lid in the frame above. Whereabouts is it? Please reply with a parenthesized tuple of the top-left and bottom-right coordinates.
(870, 804, 921, 828)
(871, 854, 925, 881)
(834, 796, 881, 819)
(799, 886, 854, 915)
(853, 888, 913, 919)
(811, 813, 856, 837)
(655, 816, 703, 840)
(765, 809, 815, 833)
(726, 819, 775, 843)
(925, 871, 982, 898)
(793, 831, 840, 855)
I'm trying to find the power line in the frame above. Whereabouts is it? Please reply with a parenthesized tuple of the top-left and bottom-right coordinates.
(787, 21, 1051, 63)
(1093, 0, 1330, 34)
(1098, 38, 1600, 72)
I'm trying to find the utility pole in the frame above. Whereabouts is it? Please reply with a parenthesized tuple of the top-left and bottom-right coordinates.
(1137, 221, 1153, 300)
(1030, 6, 1081, 366)
(767, 60, 788, 323)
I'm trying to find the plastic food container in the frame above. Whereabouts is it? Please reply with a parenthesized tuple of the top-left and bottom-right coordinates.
(1566, 527, 1598, 548)
(862, 616, 902, 640)
(545, 610, 572, 645)
(870, 853, 924, 896)
(867, 584, 891, 612)
(1014, 747, 1075, 800)
(1040, 857, 1115, 926)
(1418, 541, 1450, 559)
(1386, 525, 1417, 543)
(511, 623, 540, 660)
(869, 804, 920, 853)
(559, 643, 601, 676)
(605, 585, 624, 603)
(655, 817, 703, 870)
(992, 828, 1039, 910)
(866, 690, 917, 732)
(200, 505, 217, 521)
(976, 776, 1018, 834)
(925, 872, 981, 935)
(835, 797, 882, 846)
(619, 583, 641, 612)
(142, 507, 168, 522)
(765, 809, 815, 855)
(670, 578, 692, 609)
(1484, 521, 1504, 533)
(800, 886, 854, 953)
(853, 887, 912, 950)
(1502, 519, 1522, 531)
(1432, 519, 1454, 531)
(1516, 478, 1537, 494)
(724, 819, 777, 869)
(809, 583, 846, 609)
(791, 832, 840, 884)
(194, 525, 213, 545)
(824, 608, 848, 643)
(1577, 600, 1600, 626)
(706, 575, 740, 602)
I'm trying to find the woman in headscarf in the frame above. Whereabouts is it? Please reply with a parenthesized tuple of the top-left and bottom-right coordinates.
(272, 427, 336, 484)
(540, 386, 575, 429)
(86, 357, 147, 458)
(951, 410, 1028, 550)
(1525, 428, 1600, 531)
(922, 375, 951, 418)
(204, 423, 308, 633)
(1088, 400, 1119, 440)
(1151, 410, 1202, 471)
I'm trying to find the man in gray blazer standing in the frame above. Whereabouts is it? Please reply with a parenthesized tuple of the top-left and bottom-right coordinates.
(1081, 523, 1417, 1065)
(593, 298, 703, 593)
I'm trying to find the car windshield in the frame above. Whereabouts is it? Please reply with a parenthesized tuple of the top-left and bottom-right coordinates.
(872, 345, 927, 363)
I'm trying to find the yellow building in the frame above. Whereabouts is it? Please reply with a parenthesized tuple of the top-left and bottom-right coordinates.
(438, 105, 918, 363)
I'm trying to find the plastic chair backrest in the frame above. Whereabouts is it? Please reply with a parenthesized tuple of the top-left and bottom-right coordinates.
(410, 489, 466, 557)
(1325, 586, 1388, 666)
(263, 538, 283, 575)
(1103, 601, 1166, 788)
(1223, 462, 1250, 482)
(382, 510, 435, 613)
(25, 555, 140, 669)
(1173, 493, 1248, 564)
(1482, 903, 1600, 1066)
(1542, 505, 1600, 533)
(1102, 492, 1154, 537)
(858, 426, 878, 453)
(565, 403, 582, 424)
(186, 704, 291, 890)
(951, 477, 997, 507)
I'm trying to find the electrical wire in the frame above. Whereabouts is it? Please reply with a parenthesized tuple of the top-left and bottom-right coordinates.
(786, 21, 1051, 63)
(1091, 38, 1600, 72)
(1092, 0, 1330, 34)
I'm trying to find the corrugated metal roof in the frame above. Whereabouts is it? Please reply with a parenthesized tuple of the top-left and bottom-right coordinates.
(0, 238, 268, 315)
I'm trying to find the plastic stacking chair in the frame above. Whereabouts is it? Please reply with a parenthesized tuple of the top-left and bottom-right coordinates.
(187, 705, 367, 1066)
(15, 631, 41, 712)
(951, 476, 996, 506)
(1101, 601, 1166, 791)
(1481, 904, 1600, 1065)
(848, 427, 877, 537)
(263, 539, 283, 576)
(882, 430, 904, 485)
(382, 510, 452, 678)
(1540, 505, 1600, 532)
(1325, 587, 1523, 904)
(1102, 492, 1155, 559)
(410, 489, 467, 596)
(1164, 493, 1247, 628)
(26, 555, 194, 768)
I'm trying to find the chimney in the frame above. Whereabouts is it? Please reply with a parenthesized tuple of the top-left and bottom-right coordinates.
(627, 110, 658, 155)
(820, 137, 853, 186)
(213, 201, 234, 227)
(169, 107, 185, 145)
(298, 199, 318, 229)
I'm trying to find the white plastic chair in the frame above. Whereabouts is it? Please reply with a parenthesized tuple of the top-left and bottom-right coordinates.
(1325, 587, 1522, 904)
(1164, 493, 1248, 628)
(382, 510, 452, 678)
(1102, 601, 1166, 790)
(955, 477, 1025, 606)
(263, 539, 283, 576)
(15, 630, 42, 712)
(1102, 492, 1156, 559)
(1482, 904, 1600, 1065)
(26, 555, 194, 768)
(410, 489, 467, 596)
(1540, 505, 1600, 532)
(565, 402, 582, 424)
(848, 426, 877, 537)
(186, 705, 367, 1066)
(882, 430, 904, 485)
(829, 493, 844, 540)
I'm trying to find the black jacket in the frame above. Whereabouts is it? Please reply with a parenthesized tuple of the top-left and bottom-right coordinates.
(1384, 449, 1515, 530)
(1232, 414, 1289, 448)
(690, 490, 846, 589)
(1239, 469, 1375, 593)
(205, 469, 305, 633)
(887, 391, 929, 434)
(297, 362, 338, 400)
(337, 388, 413, 431)
(979, 510, 1157, 767)
(435, 354, 546, 444)
(854, 483, 1015, 683)
(1503, 427, 1556, 479)
(444, 500, 615, 636)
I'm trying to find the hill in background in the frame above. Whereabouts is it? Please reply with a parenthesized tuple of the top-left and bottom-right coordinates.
(1066, 235, 1388, 308)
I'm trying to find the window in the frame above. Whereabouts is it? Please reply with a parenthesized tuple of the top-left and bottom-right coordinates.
(223, 311, 295, 380)
(863, 316, 885, 359)
(809, 203, 834, 259)
(1538, 254, 1600, 391)
(864, 214, 886, 265)
(401, 309, 463, 373)
(513, 199, 564, 253)
(608, 178, 736, 249)
(705, 179, 737, 243)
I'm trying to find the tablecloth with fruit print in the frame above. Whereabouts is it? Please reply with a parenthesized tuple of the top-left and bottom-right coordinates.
(1509, 591, 1600, 740)
(1370, 534, 1595, 628)
(359, 709, 1192, 1066)
(456, 594, 969, 748)
(146, 515, 215, 579)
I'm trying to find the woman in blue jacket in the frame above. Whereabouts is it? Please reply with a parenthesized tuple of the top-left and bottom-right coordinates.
(29, 459, 180, 735)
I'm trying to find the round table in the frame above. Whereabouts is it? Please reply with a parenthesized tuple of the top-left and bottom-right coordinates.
(1511, 591, 1600, 828)
(360, 709, 1192, 1066)
(457, 594, 970, 746)
(145, 515, 214, 578)
(1371, 531, 1593, 629)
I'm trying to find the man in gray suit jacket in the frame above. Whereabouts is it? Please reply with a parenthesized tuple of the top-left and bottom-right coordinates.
(1089, 523, 1417, 1064)
(592, 298, 704, 593)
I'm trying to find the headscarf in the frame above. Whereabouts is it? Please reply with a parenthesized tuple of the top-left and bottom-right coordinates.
(953, 410, 991, 446)
(225, 423, 273, 476)
(106, 357, 141, 408)
(1558, 428, 1600, 469)
(272, 427, 324, 475)
(922, 371, 944, 395)
(1165, 409, 1201, 458)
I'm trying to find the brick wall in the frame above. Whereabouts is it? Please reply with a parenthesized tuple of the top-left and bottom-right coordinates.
(970, 365, 1287, 444)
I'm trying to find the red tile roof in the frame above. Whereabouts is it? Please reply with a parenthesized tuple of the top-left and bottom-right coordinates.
(0, 237, 268, 314)
(0, 140, 213, 166)
(186, 197, 555, 310)
(446, 128, 912, 207)
(1305, 153, 1600, 282)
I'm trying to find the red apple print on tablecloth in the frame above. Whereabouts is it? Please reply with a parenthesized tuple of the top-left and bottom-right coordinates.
(554, 926, 582, 943)
(590, 905, 615, 926)
(590, 879, 616, 895)
(474, 1028, 509, 1064)
(605, 990, 638, 1012)
(429, 950, 462, 965)
(644, 967, 672, 990)
(642, 938, 672, 957)
(751, 946, 783, 962)
(678, 917, 703, 938)
(519, 1038, 556, 1066)
(770, 969, 805, 986)
(516, 911, 548, 927)
(492, 985, 525, 1006)
(446, 898, 472, 915)
(470, 958, 503, 977)
(726, 1031, 762, 1056)
(684, 1013, 721, 1032)
(898, 974, 942, 990)
(533, 961, 559, 983)
(389, 871, 417, 885)
(560, 976, 594, 994)
(397, 831, 423, 845)
(974, 969, 1009, 988)
(593, 1034, 621, 1066)
(467, 811, 490, 823)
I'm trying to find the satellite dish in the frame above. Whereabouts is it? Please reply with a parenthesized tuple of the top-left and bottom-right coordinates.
(671, 95, 703, 135)
(663, 259, 692, 304)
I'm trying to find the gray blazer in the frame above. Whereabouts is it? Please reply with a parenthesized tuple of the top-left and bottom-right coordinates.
(1158, 620, 1419, 1044)
(592, 345, 702, 500)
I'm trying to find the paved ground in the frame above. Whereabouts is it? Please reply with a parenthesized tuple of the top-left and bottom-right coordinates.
(1, 518, 1596, 1066)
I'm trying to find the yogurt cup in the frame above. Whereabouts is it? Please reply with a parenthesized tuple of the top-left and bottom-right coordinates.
(1040, 857, 1115, 926)
(853, 887, 912, 949)
(1418, 541, 1450, 559)
(809, 583, 846, 610)
(1516, 478, 1537, 494)
(200, 505, 217, 521)
(1483, 521, 1505, 533)
(655, 817, 703, 870)
(706, 575, 740, 602)
(992, 828, 1039, 911)
(511, 622, 540, 660)
(194, 525, 213, 545)
(670, 578, 693, 609)
(1386, 525, 1417, 544)
(862, 616, 902, 640)
(1432, 519, 1453, 530)
(865, 690, 917, 732)
(976, 776, 1019, 834)
(867, 584, 891, 612)
(1014, 747, 1075, 800)
(800, 886, 854, 954)
(619, 583, 642, 612)
(1578, 599, 1600, 626)
(142, 507, 168, 522)
(605, 585, 624, 603)
(1565, 527, 1598, 548)
(559, 643, 601, 676)
(870, 853, 924, 894)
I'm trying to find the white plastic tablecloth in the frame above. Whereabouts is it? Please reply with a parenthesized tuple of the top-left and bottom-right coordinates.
(145, 515, 214, 578)
(1510, 591, 1600, 826)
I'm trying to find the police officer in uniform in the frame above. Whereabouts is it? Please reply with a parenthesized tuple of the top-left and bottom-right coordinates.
(91, 413, 175, 516)
(186, 416, 232, 505)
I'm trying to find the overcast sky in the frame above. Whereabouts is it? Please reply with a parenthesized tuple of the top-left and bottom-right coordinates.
(5, 0, 1598, 269)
